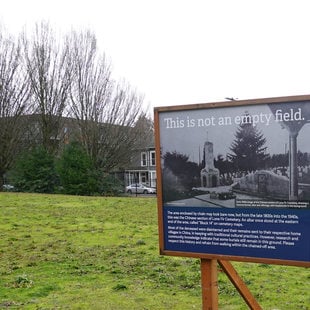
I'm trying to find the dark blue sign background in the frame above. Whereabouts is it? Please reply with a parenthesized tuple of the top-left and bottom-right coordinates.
(163, 206, 310, 262)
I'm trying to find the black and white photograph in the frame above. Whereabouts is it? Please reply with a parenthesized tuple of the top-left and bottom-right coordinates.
(159, 101, 310, 208)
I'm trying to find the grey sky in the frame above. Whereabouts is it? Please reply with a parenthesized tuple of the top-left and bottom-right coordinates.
(1, 0, 310, 112)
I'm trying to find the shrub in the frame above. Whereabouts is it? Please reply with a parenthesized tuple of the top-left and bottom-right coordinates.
(56, 142, 99, 195)
(11, 147, 57, 193)
(99, 173, 124, 196)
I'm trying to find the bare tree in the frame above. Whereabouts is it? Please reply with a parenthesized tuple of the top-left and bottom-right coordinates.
(0, 22, 152, 191)
(22, 22, 71, 154)
(68, 30, 147, 171)
(0, 28, 30, 189)
(98, 81, 147, 170)
(67, 30, 112, 163)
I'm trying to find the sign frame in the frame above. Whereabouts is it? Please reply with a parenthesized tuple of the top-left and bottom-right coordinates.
(155, 94, 310, 268)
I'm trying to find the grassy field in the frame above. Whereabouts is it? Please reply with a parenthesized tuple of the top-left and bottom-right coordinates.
(0, 193, 309, 309)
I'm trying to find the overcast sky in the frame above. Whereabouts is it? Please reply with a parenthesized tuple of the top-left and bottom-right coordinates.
(1, 0, 310, 112)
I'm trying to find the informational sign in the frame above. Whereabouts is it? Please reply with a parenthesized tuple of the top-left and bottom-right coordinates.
(154, 95, 310, 267)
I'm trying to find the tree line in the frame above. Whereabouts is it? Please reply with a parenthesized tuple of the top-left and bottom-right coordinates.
(0, 22, 152, 194)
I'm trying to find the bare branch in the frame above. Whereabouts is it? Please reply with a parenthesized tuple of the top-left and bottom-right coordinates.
(0, 29, 30, 188)
(22, 22, 72, 154)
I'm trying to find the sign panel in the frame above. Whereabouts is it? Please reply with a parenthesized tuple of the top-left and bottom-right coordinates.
(155, 95, 310, 266)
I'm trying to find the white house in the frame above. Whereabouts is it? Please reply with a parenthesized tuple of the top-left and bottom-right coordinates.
(124, 146, 156, 188)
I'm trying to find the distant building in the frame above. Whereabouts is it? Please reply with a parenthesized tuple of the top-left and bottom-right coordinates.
(10, 114, 156, 188)
(124, 145, 156, 188)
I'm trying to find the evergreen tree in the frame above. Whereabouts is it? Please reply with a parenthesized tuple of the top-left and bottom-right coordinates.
(12, 147, 57, 193)
(56, 142, 99, 195)
(228, 112, 269, 173)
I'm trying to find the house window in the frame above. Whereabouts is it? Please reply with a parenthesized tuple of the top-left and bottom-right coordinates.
(150, 151, 156, 166)
(150, 171, 156, 187)
(141, 172, 148, 183)
(141, 152, 147, 166)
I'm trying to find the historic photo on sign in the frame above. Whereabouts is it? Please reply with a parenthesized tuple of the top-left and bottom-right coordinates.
(159, 101, 310, 209)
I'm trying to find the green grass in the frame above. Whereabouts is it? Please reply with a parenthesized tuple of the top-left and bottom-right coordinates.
(0, 193, 309, 309)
